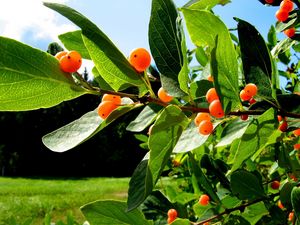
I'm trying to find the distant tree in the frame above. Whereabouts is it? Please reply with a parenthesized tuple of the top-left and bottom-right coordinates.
(47, 42, 64, 56)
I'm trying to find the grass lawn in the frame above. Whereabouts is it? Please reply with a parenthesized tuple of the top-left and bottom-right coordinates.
(0, 177, 130, 225)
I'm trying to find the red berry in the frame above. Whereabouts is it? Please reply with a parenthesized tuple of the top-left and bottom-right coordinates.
(280, 0, 294, 12)
(293, 128, 300, 136)
(294, 143, 300, 150)
(129, 48, 151, 72)
(284, 27, 296, 38)
(167, 209, 178, 219)
(279, 121, 288, 132)
(167, 217, 175, 224)
(206, 88, 219, 103)
(244, 83, 258, 97)
(265, 0, 274, 3)
(278, 200, 284, 209)
(209, 100, 225, 118)
(289, 211, 294, 222)
(240, 90, 252, 102)
(199, 194, 210, 206)
(249, 98, 256, 105)
(276, 9, 289, 22)
(271, 180, 280, 190)
(158, 87, 173, 103)
(198, 120, 214, 136)
(240, 114, 249, 121)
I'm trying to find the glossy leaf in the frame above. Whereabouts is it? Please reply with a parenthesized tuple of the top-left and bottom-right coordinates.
(231, 108, 280, 171)
(44, 2, 145, 91)
(43, 98, 140, 152)
(182, 8, 241, 113)
(183, 0, 230, 9)
(81, 200, 152, 225)
(236, 18, 274, 97)
(195, 47, 208, 67)
(0, 36, 86, 111)
(148, 0, 185, 97)
(126, 104, 162, 132)
(231, 170, 265, 200)
(91, 67, 114, 91)
(58, 30, 90, 59)
(190, 80, 213, 100)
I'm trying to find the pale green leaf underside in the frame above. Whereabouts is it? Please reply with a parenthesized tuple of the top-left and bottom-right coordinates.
(43, 98, 139, 152)
(0, 36, 86, 111)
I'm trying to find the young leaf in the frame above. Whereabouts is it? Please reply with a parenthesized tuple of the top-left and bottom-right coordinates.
(182, 8, 241, 113)
(43, 99, 140, 152)
(241, 202, 269, 225)
(0, 36, 86, 111)
(230, 170, 265, 201)
(231, 108, 280, 171)
(148, 0, 186, 97)
(44, 2, 145, 91)
(81, 200, 152, 225)
(58, 30, 91, 59)
(236, 18, 275, 99)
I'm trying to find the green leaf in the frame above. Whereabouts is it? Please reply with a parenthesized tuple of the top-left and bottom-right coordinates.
(126, 104, 162, 132)
(277, 94, 300, 114)
(0, 36, 86, 111)
(148, 0, 185, 97)
(183, 0, 229, 9)
(272, 38, 296, 57)
(58, 30, 91, 59)
(190, 80, 213, 100)
(268, 25, 277, 48)
(44, 2, 145, 91)
(291, 187, 300, 222)
(195, 47, 208, 67)
(127, 105, 189, 211)
(43, 98, 140, 152)
(231, 108, 279, 171)
(236, 18, 274, 97)
(230, 170, 265, 200)
(91, 67, 114, 91)
(182, 8, 241, 113)
(224, 215, 251, 225)
(81, 200, 152, 225)
(189, 153, 221, 203)
(170, 219, 191, 225)
(280, 182, 296, 211)
(242, 202, 269, 225)
(216, 118, 250, 147)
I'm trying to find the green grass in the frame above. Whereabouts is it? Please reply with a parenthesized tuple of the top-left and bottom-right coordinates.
(0, 177, 130, 225)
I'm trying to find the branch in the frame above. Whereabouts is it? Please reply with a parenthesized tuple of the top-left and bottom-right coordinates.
(191, 193, 279, 225)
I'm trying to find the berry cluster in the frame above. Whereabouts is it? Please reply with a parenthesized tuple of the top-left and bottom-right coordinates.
(55, 50, 82, 73)
(275, 0, 296, 38)
(97, 94, 121, 119)
(194, 112, 213, 135)
(167, 209, 178, 224)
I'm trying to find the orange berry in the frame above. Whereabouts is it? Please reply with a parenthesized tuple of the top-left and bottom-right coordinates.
(129, 48, 151, 72)
(167, 217, 176, 224)
(207, 74, 214, 82)
(240, 114, 249, 121)
(289, 211, 294, 221)
(199, 194, 210, 206)
(172, 160, 181, 167)
(244, 83, 258, 97)
(293, 128, 300, 136)
(276, 9, 289, 22)
(60, 51, 82, 73)
(158, 87, 173, 103)
(278, 200, 284, 209)
(55, 51, 67, 60)
(280, 0, 294, 12)
(294, 143, 300, 150)
(206, 88, 219, 103)
(271, 180, 280, 190)
(97, 101, 118, 119)
(279, 121, 288, 132)
(102, 94, 121, 105)
(198, 120, 213, 135)
(284, 27, 296, 38)
(167, 209, 178, 219)
(203, 223, 209, 225)
(194, 113, 211, 126)
(240, 90, 252, 101)
(209, 100, 225, 118)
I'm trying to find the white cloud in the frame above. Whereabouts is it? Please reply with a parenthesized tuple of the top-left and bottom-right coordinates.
(0, 0, 76, 41)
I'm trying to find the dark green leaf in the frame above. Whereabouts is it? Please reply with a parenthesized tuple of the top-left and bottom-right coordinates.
(224, 215, 251, 225)
(127, 104, 162, 132)
(242, 202, 269, 225)
(231, 108, 280, 171)
(291, 187, 300, 222)
(149, 0, 185, 97)
(58, 30, 90, 59)
(231, 170, 265, 200)
(170, 219, 191, 225)
(81, 200, 152, 225)
(280, 182, 296, 211)
(277, 94, 300, 114)
(44, 2, 145, 91)
(268, 25, 277, 48)
(0, 36, 86, 111)
(43, 98, 140, 152)
(91, 67, 114, 91)
(182, 8, 241, 113)
(236, 18, 274, 97)
(190, 80, 214, 100)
